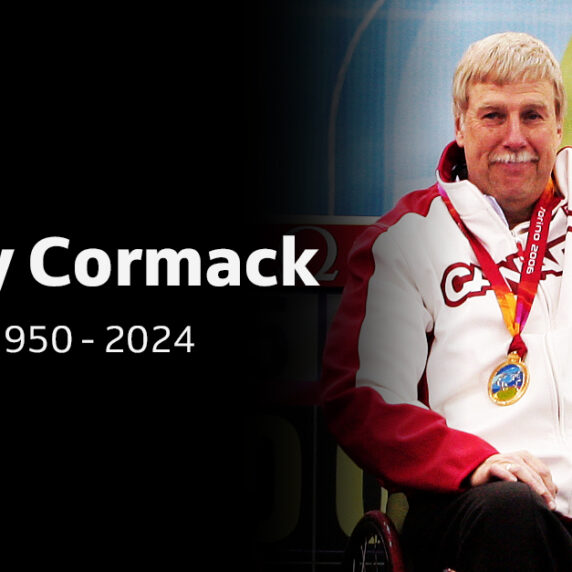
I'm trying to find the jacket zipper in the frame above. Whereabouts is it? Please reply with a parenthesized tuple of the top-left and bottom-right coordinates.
(511, 227, 565, 437)
(537, 285, 565, 438)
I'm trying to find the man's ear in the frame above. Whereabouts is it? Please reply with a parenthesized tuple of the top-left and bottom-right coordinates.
(556, 118, 563, 145)
(455, 114, 465, 147)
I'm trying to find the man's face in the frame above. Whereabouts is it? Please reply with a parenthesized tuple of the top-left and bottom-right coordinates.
(455, 80, 562, 225)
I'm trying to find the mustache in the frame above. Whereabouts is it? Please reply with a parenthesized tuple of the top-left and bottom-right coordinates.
(488, 150, 539, 164)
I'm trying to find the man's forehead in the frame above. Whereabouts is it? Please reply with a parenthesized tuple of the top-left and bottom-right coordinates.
(467, 80, 555, 107)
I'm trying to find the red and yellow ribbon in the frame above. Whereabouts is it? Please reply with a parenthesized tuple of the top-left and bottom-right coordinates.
(437, 179, 559, 359)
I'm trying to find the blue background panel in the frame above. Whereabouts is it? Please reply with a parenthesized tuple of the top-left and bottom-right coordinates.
(260, 0, 572, 218)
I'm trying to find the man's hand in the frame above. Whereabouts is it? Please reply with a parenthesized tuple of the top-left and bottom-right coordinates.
(470, 451, 558, 511)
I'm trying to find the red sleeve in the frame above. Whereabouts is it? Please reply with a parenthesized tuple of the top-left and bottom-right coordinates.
(320, 206, 498, 494)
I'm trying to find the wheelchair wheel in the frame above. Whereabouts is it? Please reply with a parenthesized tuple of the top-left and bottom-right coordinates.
(342, 510, 406, 572)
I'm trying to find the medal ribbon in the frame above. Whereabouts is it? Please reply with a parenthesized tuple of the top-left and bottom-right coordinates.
(437, 179, 558, 359)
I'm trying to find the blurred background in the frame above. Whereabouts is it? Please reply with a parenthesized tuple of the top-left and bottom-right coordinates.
(246, 1, 572, 569)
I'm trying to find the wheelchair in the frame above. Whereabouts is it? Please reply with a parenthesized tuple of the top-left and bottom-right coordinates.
(342, 502, 456, 572)
(342, 509, 406, 571)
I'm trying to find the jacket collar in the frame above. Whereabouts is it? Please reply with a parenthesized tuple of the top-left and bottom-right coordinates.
(437, 141, 467, 183)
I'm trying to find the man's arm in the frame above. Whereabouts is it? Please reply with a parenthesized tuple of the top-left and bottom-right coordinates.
(320, 222, 498, 493)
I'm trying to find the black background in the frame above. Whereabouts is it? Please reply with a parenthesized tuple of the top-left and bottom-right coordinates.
(3, 4, 266, 565)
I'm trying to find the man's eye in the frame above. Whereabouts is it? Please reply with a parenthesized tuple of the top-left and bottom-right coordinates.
(483, 112, 502, 120)
(524, 111, 542, 121)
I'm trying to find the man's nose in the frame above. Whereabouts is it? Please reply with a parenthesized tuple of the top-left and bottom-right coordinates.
(502, 115, 527, 149)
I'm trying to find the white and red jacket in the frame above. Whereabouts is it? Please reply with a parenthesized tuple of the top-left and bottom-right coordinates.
(321, 142, 572, 517)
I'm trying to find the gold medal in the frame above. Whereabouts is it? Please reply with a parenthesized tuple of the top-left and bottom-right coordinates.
(488, 352, 529, 406)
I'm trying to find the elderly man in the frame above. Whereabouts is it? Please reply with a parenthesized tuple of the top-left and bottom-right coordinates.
(321, 32, 571, 571)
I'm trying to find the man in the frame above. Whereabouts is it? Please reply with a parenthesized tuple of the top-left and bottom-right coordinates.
(321, 32, 572, 571)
